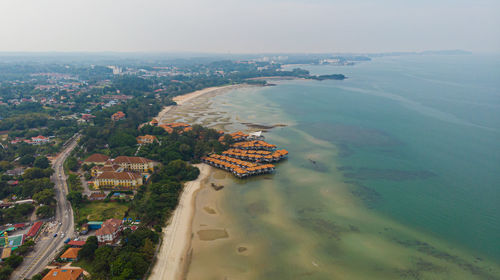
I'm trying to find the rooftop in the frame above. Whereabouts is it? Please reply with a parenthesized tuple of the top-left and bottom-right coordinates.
(60, 247, 81, 259)
(42, 268, 83, 280)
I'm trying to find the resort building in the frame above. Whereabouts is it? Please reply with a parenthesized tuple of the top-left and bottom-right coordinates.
(111, 111, 126, 121)
(136, 135, 158, 145)
(93, 171, 143, 189)
(159, 122, 192, 134)
(205, 130, 287, 178)
(149, 118, 159, 126)
(83, 154, 110, 165)
(96, 218, 123, 244)
(90, 164, 122, 177)
(113, 156, 156, 173)
(42, 268, 84, 280)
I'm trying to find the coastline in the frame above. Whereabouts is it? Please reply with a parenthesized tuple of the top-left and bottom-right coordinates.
(149, 84, 240, 280)
(156, 84, 249, 125)
(149, 163, 212, 280)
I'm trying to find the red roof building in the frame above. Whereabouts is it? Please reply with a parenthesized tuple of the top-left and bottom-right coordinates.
(83, 154, 109, 165)
(96, 218, 123, 244)
(67, 240, 86, 247)
(26, 221, 43, 238)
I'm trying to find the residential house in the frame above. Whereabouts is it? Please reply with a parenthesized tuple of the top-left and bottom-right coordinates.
(31, 135, 50, 145)
(5, 168, 25, 176)
(80, 114, 95, 122)
(42, 268, 84, 280)
(88, 192, 106, 201)
(96, 218, 123, 244)
(111, 111, 125, 121)
(60, 248, 81, 262)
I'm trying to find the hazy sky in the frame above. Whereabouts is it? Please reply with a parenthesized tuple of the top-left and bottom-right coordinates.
(1, 0, 499, 53)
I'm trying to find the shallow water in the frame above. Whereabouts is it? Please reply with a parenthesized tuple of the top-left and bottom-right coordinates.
(183, 55, 500, 279)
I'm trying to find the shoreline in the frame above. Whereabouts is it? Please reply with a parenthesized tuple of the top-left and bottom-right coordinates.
(156, 84, 249, 125)
(149, 163, 212, 280)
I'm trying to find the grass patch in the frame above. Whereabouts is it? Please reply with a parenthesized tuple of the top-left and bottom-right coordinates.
(76, 201, 128, 222)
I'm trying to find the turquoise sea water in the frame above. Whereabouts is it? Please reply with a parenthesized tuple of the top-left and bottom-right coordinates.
(187, 55, 500, 279)
(282, 55, 500, 259)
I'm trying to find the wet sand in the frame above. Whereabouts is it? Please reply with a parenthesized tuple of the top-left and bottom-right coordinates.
(156, 84, 253, 126)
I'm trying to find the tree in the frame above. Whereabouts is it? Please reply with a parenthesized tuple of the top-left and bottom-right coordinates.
(141, 238, 155, 261)
(33, 156, 50, 169)
(0, 265, 13, 280)
(23, 168, 54, 180)
(36, 205, 55, 218)
(67, 191, 83, 208)
(93, 246, 113, 273)
(4, 255, 23, 268)
(78, 236, 98, 261)
(0, 161, 13, 172)
(65, 157, 79, 172)
(33, 189, 55, 205)
(19, 155, 35, 166)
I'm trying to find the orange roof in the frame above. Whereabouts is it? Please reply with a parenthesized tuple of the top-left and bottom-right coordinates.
(137, 135, 157, 143)
(96, 171, 142, 181)
(91, 164, 121, 172)
(84, 153, 109, 163)
(159, 124, 174, 133)
(113, 156, 153, 164)
(111, 111, 126, 120)
(42, 268, 83, 280)
(60, 248, 81, 259)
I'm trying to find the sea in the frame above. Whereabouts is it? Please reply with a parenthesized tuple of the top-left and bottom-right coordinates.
(185, 54, 500, 280)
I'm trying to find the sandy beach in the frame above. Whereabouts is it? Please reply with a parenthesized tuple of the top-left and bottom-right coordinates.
(155, 84, 245, 125)
(149, 163, 211, 280)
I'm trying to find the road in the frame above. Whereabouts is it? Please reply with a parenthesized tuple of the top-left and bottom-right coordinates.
(13, 134, 79, 280)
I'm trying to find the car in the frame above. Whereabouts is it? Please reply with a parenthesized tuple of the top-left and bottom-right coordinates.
(53, 233, 58, 237)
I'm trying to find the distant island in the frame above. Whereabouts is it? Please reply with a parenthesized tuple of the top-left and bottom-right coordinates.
(309, 74, 346, 81)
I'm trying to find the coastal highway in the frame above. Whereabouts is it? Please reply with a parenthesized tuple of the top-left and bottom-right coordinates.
(13, 134, 79, 280)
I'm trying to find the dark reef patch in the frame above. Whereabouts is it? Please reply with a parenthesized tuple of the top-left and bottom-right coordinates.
(341, 167, 436, 181)
(245, 201, 269, 217)
(348, 181, 381, 208)
(303, 123, 403, 148)
(296, 218, 360, 241)
(392, 238, 498, 279)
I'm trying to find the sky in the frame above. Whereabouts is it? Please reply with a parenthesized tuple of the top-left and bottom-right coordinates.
(0, 0, 499, 54)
